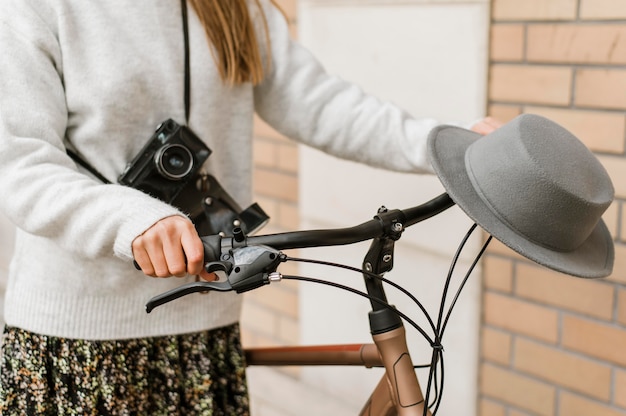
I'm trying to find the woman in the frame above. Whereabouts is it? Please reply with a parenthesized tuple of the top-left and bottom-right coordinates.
(0, 0, 498, 414)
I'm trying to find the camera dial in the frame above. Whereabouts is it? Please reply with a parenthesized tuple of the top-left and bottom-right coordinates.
(154, 144, 194, 180)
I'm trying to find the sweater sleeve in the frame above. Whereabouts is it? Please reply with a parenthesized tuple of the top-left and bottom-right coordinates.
(0, 2, 183, 261)
(253, 1, 439, 174)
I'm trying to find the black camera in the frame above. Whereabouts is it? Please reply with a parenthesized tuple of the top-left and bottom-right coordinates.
(119, 119, 210, 203)
(119, 119, 269, 236)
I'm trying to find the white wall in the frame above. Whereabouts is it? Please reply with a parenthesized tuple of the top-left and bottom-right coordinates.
(297, 1, 490, 414)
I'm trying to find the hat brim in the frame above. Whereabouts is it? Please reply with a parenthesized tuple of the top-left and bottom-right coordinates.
(427, 125, 614, 278)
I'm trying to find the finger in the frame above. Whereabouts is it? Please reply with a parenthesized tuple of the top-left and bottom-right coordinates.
(197, 270, 219, 282)
(147, 246, 170, 277)
(485, 117, 503, 128)
(160, 232, 188, 277)
(132, 242, 155, 276)
(472, 121, 496, 135)
(180, 228, 205, 276)
(139, 234, 170, 278)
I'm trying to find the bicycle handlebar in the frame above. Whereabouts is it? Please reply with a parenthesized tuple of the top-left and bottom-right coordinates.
(145, 193, 455, 312)
(206, 192, 454, 256)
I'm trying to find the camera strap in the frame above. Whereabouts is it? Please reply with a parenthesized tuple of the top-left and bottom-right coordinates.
(66, 148, 112, 184)
(182, 0, 191, 124)
(67, 0, 191, 182)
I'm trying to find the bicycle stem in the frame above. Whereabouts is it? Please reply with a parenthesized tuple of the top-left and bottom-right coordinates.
(363, 215, 403, 334)
(361, 203, 440, 415)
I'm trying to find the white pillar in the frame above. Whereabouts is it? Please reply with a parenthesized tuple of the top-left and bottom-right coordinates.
(298, 1, 490, 414)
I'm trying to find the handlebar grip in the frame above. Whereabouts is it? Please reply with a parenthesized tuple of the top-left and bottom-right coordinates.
(133, 234, 223, 272)
(201, 234, 224, 262)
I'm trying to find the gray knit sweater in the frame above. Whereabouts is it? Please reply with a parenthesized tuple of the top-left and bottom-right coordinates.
(0, 0, 439, 340)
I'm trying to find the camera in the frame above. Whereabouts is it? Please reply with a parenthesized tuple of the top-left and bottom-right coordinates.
(119, 119, 269, 236)
(119, 119, 210, 203)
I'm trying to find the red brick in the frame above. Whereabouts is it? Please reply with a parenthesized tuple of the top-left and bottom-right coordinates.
(562, 315, 626, 366)
(617, 288, 626, 327)
(489, 65, 572, 105)
(527, 24, 626, 65)
(515, 263, 614, 320)
(490, 24, 525, 61)
(483, 256, 514, 293)
(616, 368, 626, 409)
(480, 363, 556, 415)
(559, 391, 626, 416)
(481, 327, 512, 365)
(580, 0, 626, 20)
(514, 338, 611, 400)
(575, 69, 626, 110)
(484, 292, 559, 343)
(277, 143, 299, 174)
(488, 104, 522, 123)
(254, 138, 279, 169)
(493, 0, 577, 21)
(253, 169, 298, 202)
(479, 398, 506, 416)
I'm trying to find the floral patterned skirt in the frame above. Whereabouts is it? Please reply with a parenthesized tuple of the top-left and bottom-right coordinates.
(0, 323, 249, 415)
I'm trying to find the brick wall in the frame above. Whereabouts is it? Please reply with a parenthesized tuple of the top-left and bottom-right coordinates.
(481, 0, 626, 415)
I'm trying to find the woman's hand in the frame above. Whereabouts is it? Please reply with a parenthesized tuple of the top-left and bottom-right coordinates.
(471, 116, 503, 135)
(132, 216, 215, 280)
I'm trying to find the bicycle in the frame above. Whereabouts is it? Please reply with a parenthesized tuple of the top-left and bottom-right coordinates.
(145, 193, 490, 415)
(145, 114, 615, 415)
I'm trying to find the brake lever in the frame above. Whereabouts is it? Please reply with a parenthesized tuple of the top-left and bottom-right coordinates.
(145, 245, 284, 313)
(145, 280, 233, 313)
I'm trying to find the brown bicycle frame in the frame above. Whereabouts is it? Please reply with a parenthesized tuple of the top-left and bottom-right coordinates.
(245, 325, 432, 416)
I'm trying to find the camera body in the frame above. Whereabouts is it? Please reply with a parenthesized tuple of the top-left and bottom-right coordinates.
(119, 119, 269, 236)
(119, 119, 210, 203)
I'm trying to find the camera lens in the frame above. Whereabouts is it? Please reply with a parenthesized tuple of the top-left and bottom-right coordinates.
(154, 144, 194, 180)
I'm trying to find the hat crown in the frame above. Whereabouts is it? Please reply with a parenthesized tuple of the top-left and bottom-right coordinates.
(465, 114, 613, 252)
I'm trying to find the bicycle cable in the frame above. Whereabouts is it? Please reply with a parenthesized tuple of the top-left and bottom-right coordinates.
(427, 224, 492, 415)
(276, 222, 492, 415)
(280, 273, 444, 408)
(285, 256, 438, 336)
(281, 274, 434, 347)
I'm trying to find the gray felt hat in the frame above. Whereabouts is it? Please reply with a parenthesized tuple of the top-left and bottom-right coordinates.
(428, 114, 614, 278)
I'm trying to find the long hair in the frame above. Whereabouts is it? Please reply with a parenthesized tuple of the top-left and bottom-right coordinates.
(188, 0, 279, 86)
